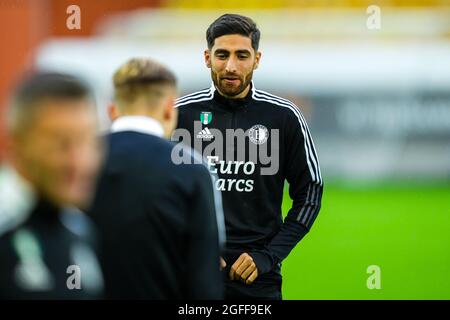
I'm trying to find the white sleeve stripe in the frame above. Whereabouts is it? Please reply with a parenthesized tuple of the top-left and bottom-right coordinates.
(296, 184, 311, 221)
(176, 92, 212, 104)
(174, 92, 214, 108)
(302, 126, 323, 181)
(301, 183, 317, 225)
(175, 88, 211, 103)
(255, 90, 322, 184)
(295, 108, 323, 181)
(253, 92, 317, 182)
(254, 96, 320, 185)
(307, 186, 322, 227)
(295, 183, 321, 228)
(254, 90, 322, 185)
(176, 91, 212, 104)
(253, 91, 322, 185)
(255, 89, 322, 182)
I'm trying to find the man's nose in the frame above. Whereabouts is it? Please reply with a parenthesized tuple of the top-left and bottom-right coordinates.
(225, 57, 237, 73)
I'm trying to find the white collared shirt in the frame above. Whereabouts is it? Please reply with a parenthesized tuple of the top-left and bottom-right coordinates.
(111, 116, 164, 138)
(0, 165, 36, 236)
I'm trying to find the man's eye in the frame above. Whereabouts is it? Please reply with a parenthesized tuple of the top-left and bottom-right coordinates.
(238, 55, 248, 59)
(216, 54, 226, 59)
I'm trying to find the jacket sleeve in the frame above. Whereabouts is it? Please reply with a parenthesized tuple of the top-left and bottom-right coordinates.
(185, 163, 225, 299)
(250, 107, 323, 275)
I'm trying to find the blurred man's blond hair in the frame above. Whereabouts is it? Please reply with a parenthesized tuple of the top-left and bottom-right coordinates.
(113, 58, 176, 111)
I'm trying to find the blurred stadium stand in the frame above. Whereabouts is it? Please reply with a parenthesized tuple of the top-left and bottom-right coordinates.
(1, 0, 449, 181)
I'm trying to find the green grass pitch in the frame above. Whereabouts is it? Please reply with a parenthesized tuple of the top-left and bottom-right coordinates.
(280, 182, 450, 299)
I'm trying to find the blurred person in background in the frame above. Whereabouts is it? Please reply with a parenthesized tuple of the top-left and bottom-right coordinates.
(175, 14, 323, 300)
(0, 72, 104, 299)
(89, 58, 225, 299)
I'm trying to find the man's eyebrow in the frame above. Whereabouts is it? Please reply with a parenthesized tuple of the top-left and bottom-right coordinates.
(235, 50, 251, 55)
(213, 49, 252, 55)
(214, 49, 230, 54)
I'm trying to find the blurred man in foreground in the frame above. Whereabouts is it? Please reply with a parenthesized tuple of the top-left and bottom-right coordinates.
(90, 58, 225, 299)
(0, 72, 104, 299)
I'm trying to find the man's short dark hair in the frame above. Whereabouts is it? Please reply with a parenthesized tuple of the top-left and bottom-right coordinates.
(8, 72, 93, 134)
(206, 14, 260, 51)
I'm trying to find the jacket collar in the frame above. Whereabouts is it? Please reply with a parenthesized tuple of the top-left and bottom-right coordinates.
(212, 81, 254, 110)
(111, 115, 164, 137)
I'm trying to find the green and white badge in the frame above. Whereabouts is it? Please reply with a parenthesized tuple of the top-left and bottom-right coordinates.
(200, 111, 212, 125)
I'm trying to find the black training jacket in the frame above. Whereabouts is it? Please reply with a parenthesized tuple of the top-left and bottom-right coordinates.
(174, 82, 323, 279)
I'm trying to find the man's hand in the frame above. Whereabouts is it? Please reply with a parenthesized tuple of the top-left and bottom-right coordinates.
(229, 253, 258, 285)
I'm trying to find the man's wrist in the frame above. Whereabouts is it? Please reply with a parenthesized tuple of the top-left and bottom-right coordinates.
(248, 250, 275, 275)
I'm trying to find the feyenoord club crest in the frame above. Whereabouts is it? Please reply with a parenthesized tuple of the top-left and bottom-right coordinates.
(200, 112, 213, 125)
(248, 125, 269, 145)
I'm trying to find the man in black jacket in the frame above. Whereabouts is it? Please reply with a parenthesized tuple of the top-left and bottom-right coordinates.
(174, 14, 323, 299)
(90, 58, 225, 299)
(0, 72, 104, 299)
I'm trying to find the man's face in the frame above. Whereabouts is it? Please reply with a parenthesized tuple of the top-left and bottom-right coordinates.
(205, 34, 261, 98)
(12, 98, 102, 209)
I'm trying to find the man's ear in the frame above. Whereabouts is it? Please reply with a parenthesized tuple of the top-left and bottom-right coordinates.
(107, 103, 120, 121)
(163, 95, 175, 120)
(162, 94, 178, 138)
(204, 49, 212, 68)
(254, 51, 262, 70)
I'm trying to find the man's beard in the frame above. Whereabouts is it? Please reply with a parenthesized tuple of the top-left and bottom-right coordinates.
(211, 70, 253, 98)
